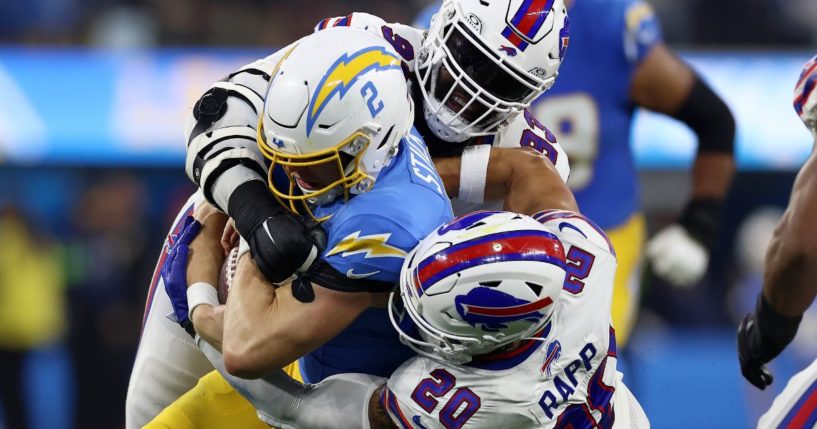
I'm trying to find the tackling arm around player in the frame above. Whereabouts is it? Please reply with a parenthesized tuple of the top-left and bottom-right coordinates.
(189, 144, 577, 378)
(738, 55, 817, 391)
(187, 210, 645, 429)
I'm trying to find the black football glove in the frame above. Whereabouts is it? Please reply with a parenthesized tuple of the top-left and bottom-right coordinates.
(737, 294, 802, 390)
(229, 181, 326, 284)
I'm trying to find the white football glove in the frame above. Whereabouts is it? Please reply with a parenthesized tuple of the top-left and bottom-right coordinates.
(794, 55, 817, 135)
(646, 224, 709, 288)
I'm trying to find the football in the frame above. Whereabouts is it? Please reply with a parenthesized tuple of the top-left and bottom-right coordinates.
(218, 244, 240, 304)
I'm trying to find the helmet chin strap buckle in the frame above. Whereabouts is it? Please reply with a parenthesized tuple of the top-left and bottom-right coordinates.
(356, 177, 374, 193)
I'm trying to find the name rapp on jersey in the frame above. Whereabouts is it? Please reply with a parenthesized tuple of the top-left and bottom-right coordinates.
(538, 332, 613, 421)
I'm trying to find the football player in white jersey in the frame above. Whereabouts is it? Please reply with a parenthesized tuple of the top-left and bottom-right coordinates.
(128, 1, 573, 426)
(737, 55, 817, 428)
(315, 0, 573, 216)
(191, 210, 648, 428)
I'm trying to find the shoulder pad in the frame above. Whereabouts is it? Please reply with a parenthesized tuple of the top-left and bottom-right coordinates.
(314, 13, 424, 69)
(495, 109, 571, 183)
(533, 209, 616, 257)
(314, 12, 386, 34)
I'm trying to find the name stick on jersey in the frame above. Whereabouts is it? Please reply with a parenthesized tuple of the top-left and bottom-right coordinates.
(405, 133, 444, 194)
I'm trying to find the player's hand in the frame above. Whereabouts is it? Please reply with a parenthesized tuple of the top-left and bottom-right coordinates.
(737, 313, 774, 390)
(794, 54, 817, 134)
(737, 294, 802, 390)
(646, 224, 708, 287)
(245, 211, 327, 284)
(162, 215, 201, 336)
(221, 221, 239, 256)
(647, 198, 722, 288)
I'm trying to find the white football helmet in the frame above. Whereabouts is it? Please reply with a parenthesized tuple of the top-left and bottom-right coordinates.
(794, 54, 817, 135)
(258, 27, 414, 221)
(416, 0, 569, 142)
(389, 210, 566, 363)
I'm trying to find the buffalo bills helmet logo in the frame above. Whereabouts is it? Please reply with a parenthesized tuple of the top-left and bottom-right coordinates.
(455, 287, 552, 332)
(499, 45, 518, 57)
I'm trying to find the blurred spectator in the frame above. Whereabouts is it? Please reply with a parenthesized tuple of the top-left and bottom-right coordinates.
(66, 173, 152, 428)
(0, 205, 68, 429)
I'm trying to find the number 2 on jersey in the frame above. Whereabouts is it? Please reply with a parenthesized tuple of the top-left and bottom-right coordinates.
(411, 369, 481, 429)
(563, 246, 595, 294)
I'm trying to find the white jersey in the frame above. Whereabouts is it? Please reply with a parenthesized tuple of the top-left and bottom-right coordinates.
(757, 358, 817, 428)
(125, 191, 215, 428)
(382, 211, 646, 428)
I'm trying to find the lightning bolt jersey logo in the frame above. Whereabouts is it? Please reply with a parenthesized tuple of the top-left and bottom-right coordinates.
(307, 46, 401, 136)
(326, 231, 407, 259)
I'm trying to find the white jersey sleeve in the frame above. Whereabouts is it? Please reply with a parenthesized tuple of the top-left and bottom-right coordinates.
(531, 209, 626, 427)
(492, 108, 571, 183)
(314, 13, 424, 69)
(184, 43, 296, 212)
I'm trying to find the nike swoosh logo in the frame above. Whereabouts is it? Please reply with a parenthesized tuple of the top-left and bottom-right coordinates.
(346, 269, 379, 279)
(263, 222, 276, 245)
(558, 221, 587, 238)
(412, 415, 429, 429)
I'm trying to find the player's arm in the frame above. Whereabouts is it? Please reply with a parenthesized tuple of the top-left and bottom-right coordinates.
(221, 255, 378, 379)
(196, 337, 393, 429)
(184, 203, 229, 350)
(185, 50, 324, 285)
(630, 44, 736, 202)
(737, 149, 817, 390)
(630, 26, 735, 286)
(435, 146, 578, 214)
(738, 58, 817, 389)
(764, 151, 817, 316)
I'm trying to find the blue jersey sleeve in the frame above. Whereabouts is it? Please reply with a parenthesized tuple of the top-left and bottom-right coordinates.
(621, 0, 663, 65)
(322, 213, 418, 283)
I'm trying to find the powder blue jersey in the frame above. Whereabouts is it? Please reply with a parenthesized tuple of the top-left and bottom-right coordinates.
(529, 0, 663, 229)
(298, 128, 453, 383)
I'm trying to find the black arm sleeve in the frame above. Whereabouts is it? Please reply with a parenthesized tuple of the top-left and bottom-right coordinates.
(673, 75, 736, 155)
(228, 180, 284, 239)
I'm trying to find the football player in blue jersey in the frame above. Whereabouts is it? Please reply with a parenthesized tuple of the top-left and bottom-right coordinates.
(129, 1, 577, 425)
(141, 22, 578, 428)
(415, 0, 737, 346)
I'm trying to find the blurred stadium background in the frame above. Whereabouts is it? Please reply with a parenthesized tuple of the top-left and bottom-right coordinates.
(0, 0, 815, 428)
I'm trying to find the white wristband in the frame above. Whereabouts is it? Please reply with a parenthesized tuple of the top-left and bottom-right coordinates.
(187, 282, 219, 320)
(458, 144, 491, 204)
